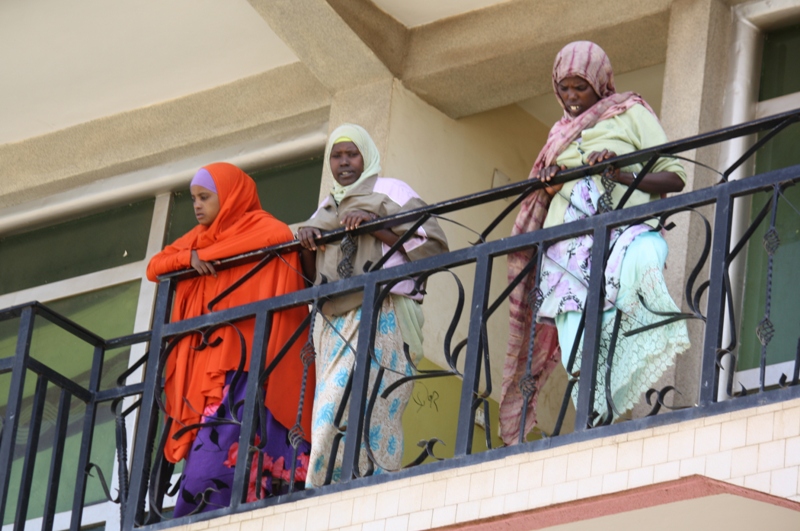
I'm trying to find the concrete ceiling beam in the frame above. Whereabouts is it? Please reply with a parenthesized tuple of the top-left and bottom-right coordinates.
(326, 0, 409, 78)
(403, 0, 673, 118)
(328, 0, 674, 118)
(247, 0, 392, 92)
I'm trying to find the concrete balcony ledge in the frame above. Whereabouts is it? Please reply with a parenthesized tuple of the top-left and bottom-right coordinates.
(442, 475, 800, 531)
(181, 397, 800, 531)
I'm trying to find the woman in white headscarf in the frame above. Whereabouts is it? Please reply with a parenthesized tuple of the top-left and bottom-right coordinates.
(297, 123, 448, 487)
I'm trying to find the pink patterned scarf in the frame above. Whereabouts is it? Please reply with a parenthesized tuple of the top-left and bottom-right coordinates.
(500, 41, 654, 445)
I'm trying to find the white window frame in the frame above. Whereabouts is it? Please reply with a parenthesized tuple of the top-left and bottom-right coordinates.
(0, 129, 325, 531)
(718, 0, 800, 398)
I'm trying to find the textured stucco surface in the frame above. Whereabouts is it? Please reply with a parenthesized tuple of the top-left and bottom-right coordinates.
(327, 0, 409, 78)
(325, 0, 674, 118)
(0, 64, 331, 209)
(0, 0, 300, 144)
(247, 0, 391, 91)
(401, 0, 672, 117)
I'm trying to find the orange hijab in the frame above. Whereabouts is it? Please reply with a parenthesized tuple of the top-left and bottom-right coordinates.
(147, 163, 313, 463)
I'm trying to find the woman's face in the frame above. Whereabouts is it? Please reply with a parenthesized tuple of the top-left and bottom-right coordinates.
(557, 76, 600, 118)
(190, 185, 221, 226)
(329, 141, 364, 187)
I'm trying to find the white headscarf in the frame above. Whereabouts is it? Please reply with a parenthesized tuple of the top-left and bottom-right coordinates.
(326, 123, 382, 203)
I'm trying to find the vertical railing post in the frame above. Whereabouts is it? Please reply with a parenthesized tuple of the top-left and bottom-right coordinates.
(339, 282, 378, 482)
(43, 389, 72, 531)
(230, 311, 271, 509)
(699, 190, 733, 405)
(758, 186, 781, 392)
(455, 254, 493, 456)
(574, 227, 610, 431)
(14, 374, 48, 529)
(124, 279, 173, 530)
(0, 305, 35, 523)
(69, 343, 105, 531)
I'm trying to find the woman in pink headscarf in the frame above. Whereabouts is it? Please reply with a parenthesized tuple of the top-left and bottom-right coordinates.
(500, 41, 690, 441)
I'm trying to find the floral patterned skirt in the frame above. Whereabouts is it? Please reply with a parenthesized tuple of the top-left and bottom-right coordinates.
(173, 371, 310, 517)
(306, 296, 414, 488)
(554, 232, 690, 423)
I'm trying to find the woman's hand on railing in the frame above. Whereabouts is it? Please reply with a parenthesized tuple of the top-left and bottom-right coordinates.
(587, 149, 625, 183)
(340, 209, 377, 230)
(536, 164, 567, 196)
(297, 227, 325, 251)
(190, 250, 217, 277)
(340, 210, 408, 252)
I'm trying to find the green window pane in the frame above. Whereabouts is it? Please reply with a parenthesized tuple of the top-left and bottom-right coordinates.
(251, 156, 323, 225)
(738, 123, 800, 371)
(759, 23, 800, 101)
(165, 191, 196, 246)
(0, 282, 139, 524)
(166, 157, 323, 245)
(0, 200, 154, 295)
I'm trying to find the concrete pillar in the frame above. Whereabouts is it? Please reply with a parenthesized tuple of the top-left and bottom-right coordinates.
(655, 0, 734, 406)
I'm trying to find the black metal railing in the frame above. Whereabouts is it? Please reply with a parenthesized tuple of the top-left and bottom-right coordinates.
(2, 108, 800, 531)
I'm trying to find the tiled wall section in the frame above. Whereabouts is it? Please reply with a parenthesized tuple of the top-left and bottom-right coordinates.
(174, 398, 800, 531)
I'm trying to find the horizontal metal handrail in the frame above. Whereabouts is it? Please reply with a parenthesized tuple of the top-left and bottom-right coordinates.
(121, 157, 800, 530)
(159, 108, 800, 282)
(0, 301, 105, 347)
(147, 163, 800, 331)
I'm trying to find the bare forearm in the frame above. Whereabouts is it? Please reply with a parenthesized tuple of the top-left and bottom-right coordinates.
(584, 150, 685, 195)
(370, 229, 410, 258)
(614, 171, 685, 194)
(300, 248, 316, 285)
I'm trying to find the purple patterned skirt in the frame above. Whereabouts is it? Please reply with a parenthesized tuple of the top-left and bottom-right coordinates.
(173, 371, 310, 517)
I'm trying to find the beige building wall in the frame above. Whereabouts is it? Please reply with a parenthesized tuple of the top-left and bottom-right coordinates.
(382, 80, 549, 398)
(0, 65, 332, 214)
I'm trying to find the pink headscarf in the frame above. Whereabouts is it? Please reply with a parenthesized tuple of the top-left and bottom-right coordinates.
(530, 41, 656, 177)
(500, 41, 655, 445)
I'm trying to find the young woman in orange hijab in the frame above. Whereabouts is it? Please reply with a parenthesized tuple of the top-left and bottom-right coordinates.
(147, 163, 314, 516)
